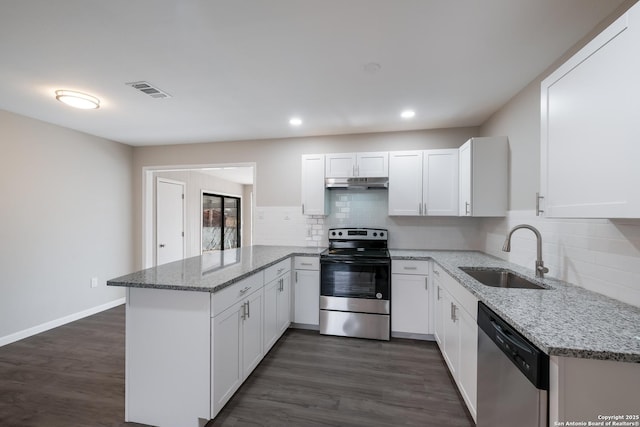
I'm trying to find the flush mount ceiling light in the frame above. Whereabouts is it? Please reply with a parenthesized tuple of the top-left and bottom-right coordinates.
(55, 90, 100, 109)
(400, 110, 415, 119)
(289, 117, 302, 126)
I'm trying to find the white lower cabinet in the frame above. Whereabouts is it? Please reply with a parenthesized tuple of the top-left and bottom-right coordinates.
(264, 270, 291, 352)
(433, 263, 478, 422)
(457, 304, 477, 418)
(293, 256, 320, 327)
(391, 260, 431, 337)
(212, 286, 263, 417)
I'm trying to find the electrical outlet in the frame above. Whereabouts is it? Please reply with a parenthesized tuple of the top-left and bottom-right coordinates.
(91, 277, 98, 288)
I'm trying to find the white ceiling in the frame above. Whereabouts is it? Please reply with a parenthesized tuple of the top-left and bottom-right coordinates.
(0, 0, 628, 147)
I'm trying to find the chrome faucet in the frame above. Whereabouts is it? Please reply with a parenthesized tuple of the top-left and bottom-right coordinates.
(502, 224, 549, 278)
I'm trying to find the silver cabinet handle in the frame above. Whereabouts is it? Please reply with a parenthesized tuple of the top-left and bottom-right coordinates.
(433, 269, 440, 276)
(159, 244, 165, 248)
(239, 286, 250, 295)
(451, 303, 458, 322)
(277, 267, 284, 275)
(279, 278, 283, 292)
(425, 276, 428, 290)
(301, 262, 312, 266)
(246, 300, 250, 318)
(241, 301, 247, 320)
(465, 201, 470, 215)
(450, 302, 455, 321)
(437, 286, 441, 300)
(403, 266, 417, 270)
(536, 192, 544, 216)
(302, 203, 305, 215)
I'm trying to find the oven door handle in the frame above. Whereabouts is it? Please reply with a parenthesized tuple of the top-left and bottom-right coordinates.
(320, 258, 390, 265)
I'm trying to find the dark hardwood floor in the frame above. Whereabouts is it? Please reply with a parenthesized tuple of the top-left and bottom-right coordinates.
(0, 306, 474, 427)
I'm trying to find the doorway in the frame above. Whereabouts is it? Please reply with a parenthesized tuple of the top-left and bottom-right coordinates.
(156, 178, 185, 266)
(142, 164, 255, 269)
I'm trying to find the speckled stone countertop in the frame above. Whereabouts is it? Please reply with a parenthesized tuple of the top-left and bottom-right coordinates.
(391, 249, 640, 363)
(107, 245, 325, 293)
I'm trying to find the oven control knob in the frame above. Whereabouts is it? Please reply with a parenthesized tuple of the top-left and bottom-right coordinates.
(376, 293, 382, 299)
(373, 232, 377, 237)
(331, 231, 336, 236)
(338, 231, 343, 236)
(380, 232, 384, 237)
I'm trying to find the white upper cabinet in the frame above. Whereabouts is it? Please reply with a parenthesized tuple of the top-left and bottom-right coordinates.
(424, 150, 459, 216)
(325, 152, 388, 178)
(458, 137, 508, 217)
(388, 149, 459, 216)
(325, 153, 356, 178)
(301, 154, 327, 215)
(540, 3, 640, 218)
(388, 151, 423, 215)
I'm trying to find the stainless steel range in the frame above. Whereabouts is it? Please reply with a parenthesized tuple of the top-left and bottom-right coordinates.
(319, 228, 391, 341)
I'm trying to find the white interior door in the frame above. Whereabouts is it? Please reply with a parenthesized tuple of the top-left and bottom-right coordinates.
(156, 178, 185, 266)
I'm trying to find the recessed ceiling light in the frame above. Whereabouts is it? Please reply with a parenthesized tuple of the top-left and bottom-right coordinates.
(401, 110, 415, 119)
(289, 117, 302, 126)
(55, 90, 100, 109)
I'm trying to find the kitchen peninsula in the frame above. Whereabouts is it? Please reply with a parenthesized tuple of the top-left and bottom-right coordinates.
(108, 246, 640, 427)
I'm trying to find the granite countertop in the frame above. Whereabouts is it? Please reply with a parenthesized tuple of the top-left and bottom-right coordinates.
(390, 249, 640, 363)
(107, 245, 325, 293)
(108, 245, 640, 363)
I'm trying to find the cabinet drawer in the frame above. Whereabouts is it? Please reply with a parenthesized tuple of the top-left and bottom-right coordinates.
(294, 256, 319, 270)
(392, 260, 429, 275)
(212, 273, 263, 317)
(264, 258, 291, 284)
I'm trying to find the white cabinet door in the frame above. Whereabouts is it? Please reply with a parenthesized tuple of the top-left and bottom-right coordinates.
(212, 287, 263, 418)
(325, 153, 356, 178)
(356, 152, 389, 177)
(391, 273, 430, 335)
(458, 137, 508, 217)
(263, 278, 279, 352)
(301, 154, 327, 215)
(541, 4, 640, 218)
(458, 141, 472, 216)
(388, 151, 423, 216)
(277, 271, 291, 334)
(294, 269, 320, 326)
(242, 290, 263, 378)
(442, 289, 460, 378)
(433, 281, 445, 347)
(264, 272, 292, 352)
(424, 149, 459, 216)
(458, 306, 478, 422)
(212, 304, 242, 415)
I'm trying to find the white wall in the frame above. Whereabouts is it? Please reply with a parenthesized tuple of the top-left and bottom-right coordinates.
(478, 0, 640, 307)
(153, 170, 246, 258)
(0, 109, 133, 342)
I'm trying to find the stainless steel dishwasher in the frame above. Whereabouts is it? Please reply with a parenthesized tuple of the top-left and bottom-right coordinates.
(477, 302, 549, 427)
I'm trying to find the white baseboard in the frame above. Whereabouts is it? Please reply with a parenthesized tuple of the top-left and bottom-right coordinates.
(0, 297, 126, 348)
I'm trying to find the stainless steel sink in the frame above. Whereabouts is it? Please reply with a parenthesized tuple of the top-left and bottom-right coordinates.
(459, 267, 548, 290)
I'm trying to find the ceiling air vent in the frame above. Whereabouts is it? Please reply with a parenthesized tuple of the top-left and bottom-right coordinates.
(126, 81, 171, 99)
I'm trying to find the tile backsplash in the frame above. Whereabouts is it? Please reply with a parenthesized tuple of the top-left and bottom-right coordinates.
(253, 196, 640, 308)
(481, 210, 640, 308)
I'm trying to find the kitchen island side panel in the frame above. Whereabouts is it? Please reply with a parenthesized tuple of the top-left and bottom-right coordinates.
(126, 287, 211, 427)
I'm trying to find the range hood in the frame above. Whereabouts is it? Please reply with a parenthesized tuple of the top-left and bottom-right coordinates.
(325, 177, 389, 190)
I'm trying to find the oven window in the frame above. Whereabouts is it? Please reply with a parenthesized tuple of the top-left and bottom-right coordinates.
(321, 263, 389, 299)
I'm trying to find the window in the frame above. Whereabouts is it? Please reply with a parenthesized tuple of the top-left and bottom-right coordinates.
(202, 193, 241, 252)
